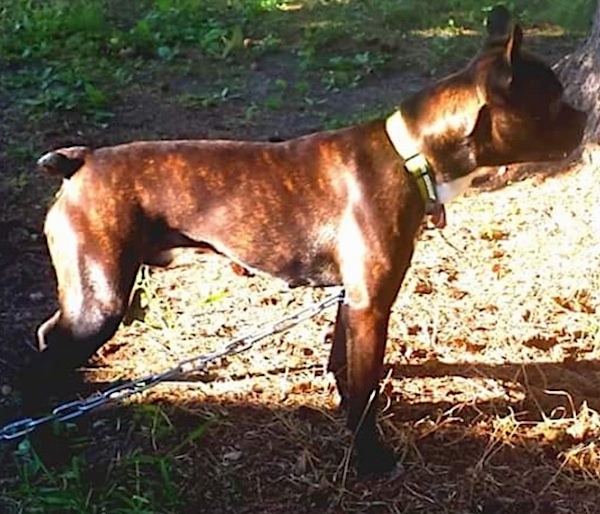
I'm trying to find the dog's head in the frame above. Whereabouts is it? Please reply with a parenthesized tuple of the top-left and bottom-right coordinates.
(407, 6, 586, 181)
(471, 5, 586, 166)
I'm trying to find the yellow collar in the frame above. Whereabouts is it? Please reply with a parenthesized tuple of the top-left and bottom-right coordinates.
(385, 110, 440, 212)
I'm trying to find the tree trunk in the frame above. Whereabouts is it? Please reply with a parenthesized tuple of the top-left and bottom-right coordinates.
(556, 0, 600, 157)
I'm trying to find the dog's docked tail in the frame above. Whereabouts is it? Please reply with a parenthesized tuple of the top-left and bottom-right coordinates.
(37, 146, 90, 179)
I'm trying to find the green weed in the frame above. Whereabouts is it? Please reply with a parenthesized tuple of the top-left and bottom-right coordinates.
(321, 104, 389, 130)
(123, 266, 177, 331)
(322, 51, 389, 92)
(123, 265, 231, 330)
(2, 408, 210, 514)
(178, 86, 240, 108)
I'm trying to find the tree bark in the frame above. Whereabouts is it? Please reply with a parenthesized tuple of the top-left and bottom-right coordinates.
(556, 1, 600, 156)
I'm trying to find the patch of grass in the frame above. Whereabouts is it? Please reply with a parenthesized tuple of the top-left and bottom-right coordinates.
(0, 0, 283, 123)
(2, 0, 592, 120)
(7, 438, 181, 513)
(2, 407, 210, 513)
(321, 104, 389, 130)
(511, 0, 596, 33)
(0, 0, 123, 122)
(322, 51, 389, 92)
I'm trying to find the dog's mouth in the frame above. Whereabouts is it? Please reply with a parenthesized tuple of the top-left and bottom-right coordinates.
(548, 148, 578, 161)
(428, 202, 447, 229)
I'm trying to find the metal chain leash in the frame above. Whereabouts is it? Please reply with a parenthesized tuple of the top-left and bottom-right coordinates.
(0, 288, 344, 442)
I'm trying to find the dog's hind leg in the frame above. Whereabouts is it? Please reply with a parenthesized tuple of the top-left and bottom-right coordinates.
(327, 302, 349, 410)
(23, 216, 140, 411)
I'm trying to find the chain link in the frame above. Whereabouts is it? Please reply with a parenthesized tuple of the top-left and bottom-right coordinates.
(0, 288, 344, 442)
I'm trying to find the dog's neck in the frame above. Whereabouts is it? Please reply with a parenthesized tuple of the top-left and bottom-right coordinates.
(385, 109, 474, 205)
(385, 111, 440, 206)
(386, 69, 494, 204)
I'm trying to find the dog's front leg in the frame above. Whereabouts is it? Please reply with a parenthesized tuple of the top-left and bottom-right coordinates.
(22, 208, 140, 413)
(342, 303, 397, 476)
(336, 227, 417, 477)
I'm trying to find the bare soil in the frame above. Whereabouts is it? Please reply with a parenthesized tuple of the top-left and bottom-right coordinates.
(1, 30, 600, 514)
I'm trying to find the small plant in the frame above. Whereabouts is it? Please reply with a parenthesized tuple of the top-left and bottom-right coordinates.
(122, 266, 177, 331)
(178, 86, 239, 108)
(264, 94, 283, 110)
(133, 404, 176, 449)
(322, 51, 388, 92)
(242, 102, 260, 124)
(321, 104, 388, 130)
(262, 77, 289, 110)
(249, 32, 282, 55)
(3, 171, 32, 195)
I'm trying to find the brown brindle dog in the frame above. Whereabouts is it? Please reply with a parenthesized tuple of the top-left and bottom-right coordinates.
(27, 6, 585, 476)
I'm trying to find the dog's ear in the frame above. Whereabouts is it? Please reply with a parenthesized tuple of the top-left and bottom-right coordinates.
(485, 5, 523, 65)
(503, 23, 523, 66)
(486, 5, 513, 38)
(495, 23, 523, 93)
(481, 8, 523, 98)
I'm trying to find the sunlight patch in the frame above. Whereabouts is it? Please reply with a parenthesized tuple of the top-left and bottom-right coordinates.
(392, 375, 526, 406)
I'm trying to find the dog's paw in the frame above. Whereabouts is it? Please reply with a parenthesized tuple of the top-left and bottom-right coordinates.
(356, 441, 401, 480)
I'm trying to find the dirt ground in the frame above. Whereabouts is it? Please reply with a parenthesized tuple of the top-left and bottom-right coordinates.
(1, 27, 600, 514)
